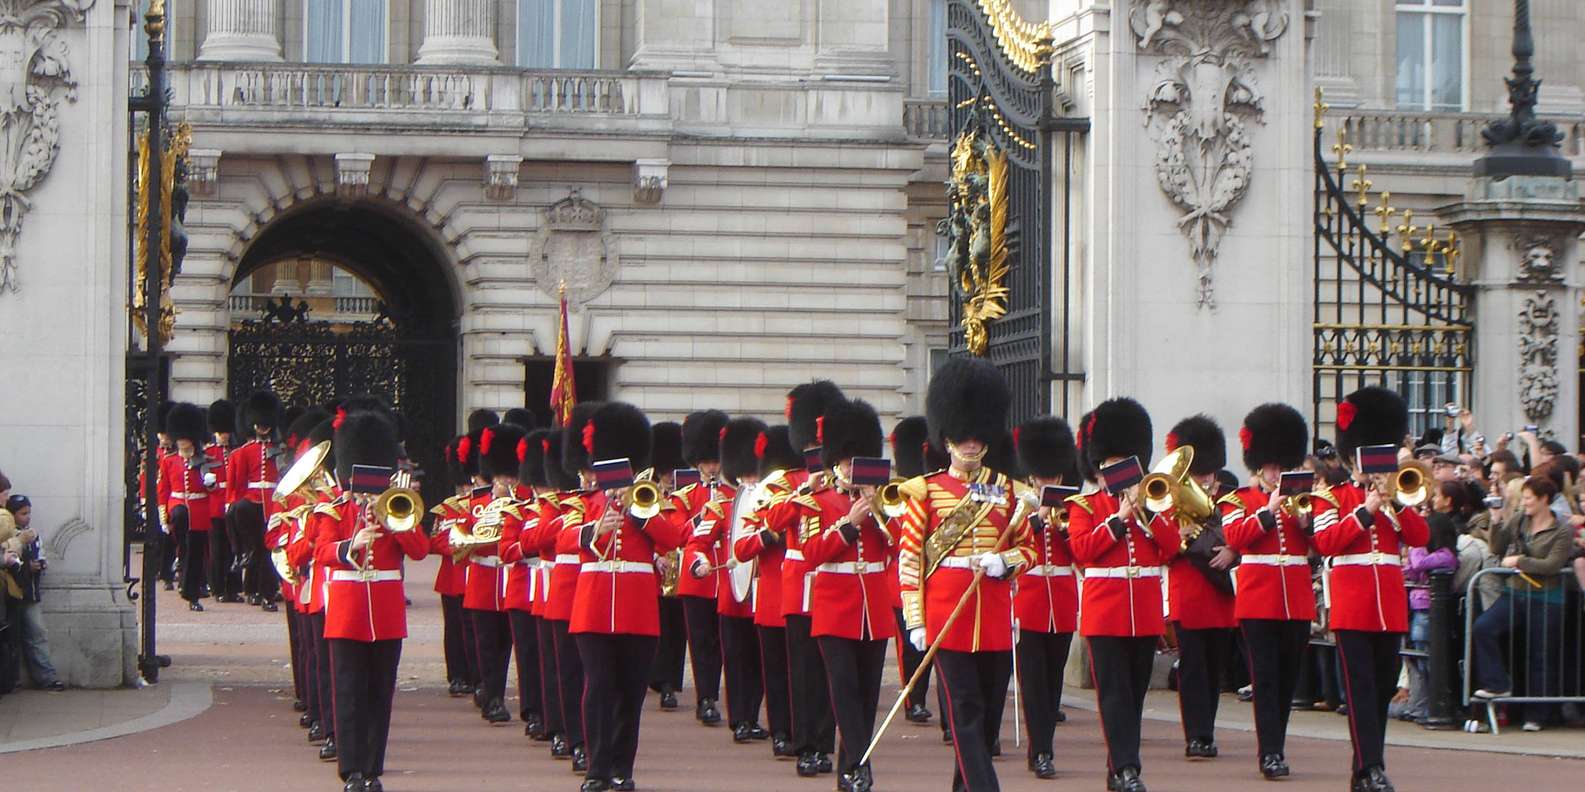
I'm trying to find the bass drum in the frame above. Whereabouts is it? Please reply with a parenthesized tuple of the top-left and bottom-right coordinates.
(727, 485, 761, 603)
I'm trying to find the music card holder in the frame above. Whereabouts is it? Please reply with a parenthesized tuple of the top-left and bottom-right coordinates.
(1279, 471, 1316, 496)
(1042, 484, 1080, 508)
(592, 458, 636, 491)
(673, 468, 703, 489)
(471, 485, 492, 498)
(850, 457, 891, 488)
(804, 448, 825, 473)
(1100, 457, 1145, 495)
(349, 464, 396, 494)
(1355, 444, 1399, 475)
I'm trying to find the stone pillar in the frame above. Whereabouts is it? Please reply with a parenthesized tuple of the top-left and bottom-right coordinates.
(415, 0, 499, 66)
(1443, 178, 1585, 449)
(630, 0, 719, 73)
(197, 0, 283, 62)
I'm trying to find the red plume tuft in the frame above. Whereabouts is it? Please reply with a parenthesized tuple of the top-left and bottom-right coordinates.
(1165, 432, 1180, 452)
(816, 416, 825, 444)
(1012, 427, 1022, 449)
(333, 407, 347, 430)
(1336, 400, 1357, 432)
(1239, 426, 1253, 451)
(754, 432, 769, 459)
(480, 427, 495, 456)
(785, 396, 794, 420)
(457, 437, 472, 463)
(888, 431, 897, 448)
(542, 438, 551, 455)
(517, 437, 529, 464)
(719, 426, 728, 442)
(582, 422, 596, 456)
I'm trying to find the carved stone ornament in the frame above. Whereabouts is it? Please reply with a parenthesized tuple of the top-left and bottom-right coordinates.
(531, 189, 618, 305)
(483, 154, 522, 202)
(1517, 290, 1558, 422)
(334, 152, 374, 198)
(42, 516, 89, 562)
(1512, 234, 1563, 284)
(0, 0, 96, 294)
(633, 159, 668, 205)
(1129, 0, 1289, 308)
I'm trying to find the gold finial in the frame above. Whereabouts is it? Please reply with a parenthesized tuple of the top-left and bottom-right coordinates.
(1350, 165, 1371, 209)
(1314, 87, 1329, 131)
(1396, 209, 1418, 253)
(1331, 129, 1353, 172)
(1373, 192, 1397, 239)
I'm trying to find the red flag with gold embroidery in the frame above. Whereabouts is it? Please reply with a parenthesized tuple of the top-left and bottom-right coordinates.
(549, 284, 577, 427)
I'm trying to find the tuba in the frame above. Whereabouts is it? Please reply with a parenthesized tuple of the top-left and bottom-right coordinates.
(274, 441, 334, 502)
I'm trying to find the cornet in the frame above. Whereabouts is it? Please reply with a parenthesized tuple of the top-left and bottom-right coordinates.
(1372, 462, 1428, 509)
(1281, 491, 1313, 518)
(374, 486, 424, 532)
(627, 480, 662, 520)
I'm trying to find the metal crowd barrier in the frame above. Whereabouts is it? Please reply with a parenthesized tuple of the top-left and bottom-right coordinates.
(1457, 567, 1585, 735)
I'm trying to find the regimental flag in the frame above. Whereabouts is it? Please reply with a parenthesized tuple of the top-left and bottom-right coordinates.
(592, 458, 636, 491)
(1356, 444, 1399, 474)
(549, 282, 577, 427)
(1100, 456, 1145, 494)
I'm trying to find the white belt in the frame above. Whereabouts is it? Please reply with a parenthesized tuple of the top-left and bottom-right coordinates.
(248, 481, 278, 489)
(330, 569, 403, 583)
(937, 557, 977, 569)
(1083, 565, 1162, 579)
(816, 561, 888, 575)
(1330, 553, 1401, 568)
(555, 553, 581, 566)
(471, 555, 503, 568)
(580, 560, 655, 574)
(1242, 554, 1309, 567)
(784, 549, 805, 562)
(516, 557, 541, 568)
(1025, 564, 1074, 578)
(171, 492, 208, 500)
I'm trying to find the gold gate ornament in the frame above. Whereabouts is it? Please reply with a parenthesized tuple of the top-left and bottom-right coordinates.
(942, 125, 1010, 357)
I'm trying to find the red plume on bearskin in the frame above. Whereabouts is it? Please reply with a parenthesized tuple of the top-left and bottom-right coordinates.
(519, 428, 553, 488)
(561, 402, 603, 474)
(588, 402, 652, 472)
(720, 417, 768, 484)
(1336, 400, 1357, 431)
(481, 427, 495, 456)
(682, 410, 729, 466)
(1241, 403, 1309, 472)
(581, 423, 596, 456)
(1239, 426, 1253, 451)
(333, 407, 347, 431)
(1165, 432, 1180, 452)
(754, 432, 769, 460)
(517, 437, 530, 464)
(457, 436, 472, 463)
(756, 425, 801, 478)
(1165, 414, 1225, 476)
(1081, 397, 1153, 473)
(480, 423, 525, 481)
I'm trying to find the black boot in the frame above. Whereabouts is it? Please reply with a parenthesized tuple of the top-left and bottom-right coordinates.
(318, 738, 337, 761)
(1259, 754, 1290, 779)
(771, 733, 794, 758)
(524, 712, 546, 739)
(612, 778, 635, 791)
(342, 772, 367, 792)
(571, 744, 589, 773)
(696, 697, 721, 725)
(1030, 752, 1056, 779)
(849, 763, 874, 792)
(1366, 767, 1395, 792)
(1109, 767, 1146, 792)
(298, 712, 313, 728)
(796, 752, 820, 777)
(905, 703, 932, 723)
(579, 779, 611, 792)
(307, 721, 326, 743)
(483, 698, 511, 724)
(732, 722, 753, 743)
(658, 685, 678, 711)
(1186, 739, 1218, 759)
(816, 753, 833, 774)
(551, 733, 571, 758)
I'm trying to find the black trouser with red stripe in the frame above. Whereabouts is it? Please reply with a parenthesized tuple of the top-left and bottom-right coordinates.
(550, 618, 586, 748)
(470, 608, 512, 707)
(786, 613, 836, 755)
(538, 615, 564, 737)
(329, 638, 402, 782)
(1017, 629, 1073, 760)
(1335, 629, 1401, 775)
(296, 609, 322, 726)
(310, 610, 335, 740)
(650, 596, 687, 694)
(719, 614, 764, 726)
(577, 633, 657, 783)
(1241, 619, 1310, 757)
(440, 594, 474, 686)
(681, 596, 722, 704)
(935, 648, 1013, 792)
(1174, 624, 1233, 745)
(1087, 636, 1155, 775)
(210, 513, 240, 599)
(819, 636, 887, 777)
(509, 609, 543, 722)
(286, 606, 305, 702)
(758, 625, 792, 739)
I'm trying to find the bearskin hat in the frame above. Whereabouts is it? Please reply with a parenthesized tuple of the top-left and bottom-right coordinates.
(651, 422, 685, 478)
(926, 358, 1011, 449)
(242, 390, 284, 435)
(467, 408, 500, 434)
(1015, 417, 1079, 484)
(1241, 403, 1309, 472)
(286, 408, 331, 456)
(165, 402, 208, 448)
(519, 428, 553, 488)
(479, 422, 527, 481)
(207, 399, 235, 437)
(818, 399, 884, 469)
(503, 408, 538, 430)
(589, 402, 652, 472)
(443, 436, 467, 489)
(156, 401, 176, 435)
(1166, 414, 1226, 476)
(682, 409, 730, 465)
(721, 417, 769, 484)
(332, 410, 403, 483)
(560, 402, 605, 474)
(543, 430, 581, 491)
(1081, 397, 1153, 471)
(890, 416, 931, 479)
(1335, 386, 1408, 461)
(757, 425, 803, 479)
(787, 380, 845, 450)
(984, 430, 1022, 480)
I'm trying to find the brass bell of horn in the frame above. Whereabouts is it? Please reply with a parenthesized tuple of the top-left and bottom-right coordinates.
(627, 480, 662, 520)
(375, 487, 424, 533)
(1392, 462, 1428, 508)
(873, 477, 908, 520)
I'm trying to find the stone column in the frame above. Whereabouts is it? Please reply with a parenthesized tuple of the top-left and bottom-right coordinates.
(415, 0, 499, 66)
(1443, 179, 1585, 449)
(196, 0, 283, 62)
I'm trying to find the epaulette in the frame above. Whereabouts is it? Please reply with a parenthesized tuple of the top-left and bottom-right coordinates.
(702, 500, 728, 520)
(559, 493, 586, 509)
(1010, 479, 1035, 500)
(1216, 492, 1245, 510)
(762, 469, 790, 491)
(673, 482, 699, 500)
(897, 476, 929, 501)
(794, 480, 814, 496)
(1064, 494, 1094, 515)
(1311, 487, 1341, 510)
(791, 493, 821, 511)
(313, 501, 342, 520)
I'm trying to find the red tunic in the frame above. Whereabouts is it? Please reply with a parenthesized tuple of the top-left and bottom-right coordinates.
(1311, 482, 1429, 633)
(428, 496, 468, 597)
(462, 488, 507, 612)
(314, 495, 429, 642)
(1222, 487, 1316, 622)
(731, 473, 801, 628)
(1013, 513, 1079, 634)
(226, 440, 281, 512)
(499, 488, 545, 613)
(205, 444, 229, 513)
(296, 490, 340, 614)
(801, 488, 897, 641)
(545, 492, 594, 622)
(1067, 491, 1179, 638)
(666, 483, 721, 600)
(519, 496, 563, 616)
(569, 491, 687, 636)
(1163, 504, 1236, 630)
(158, 452, 219, 529)
(267, 491, 309, 606)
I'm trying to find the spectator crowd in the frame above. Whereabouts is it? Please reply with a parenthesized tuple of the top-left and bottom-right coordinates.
(0, 470, 65, 697)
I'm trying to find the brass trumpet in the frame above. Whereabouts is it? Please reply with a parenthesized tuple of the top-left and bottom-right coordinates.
(374, 486, 424, 532)
(873, 477, 908, 520)
(1389, 462, 1428, 508)
(1282, 491, 1313, 518)
(627, 480, 662, 520)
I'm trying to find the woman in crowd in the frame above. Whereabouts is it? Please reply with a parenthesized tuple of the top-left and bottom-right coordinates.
(1399, 486, 1458, 724)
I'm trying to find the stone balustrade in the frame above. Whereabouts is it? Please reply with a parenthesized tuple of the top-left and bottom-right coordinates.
(904, 99, 950, 140)
(1324, 109, 1585, 159)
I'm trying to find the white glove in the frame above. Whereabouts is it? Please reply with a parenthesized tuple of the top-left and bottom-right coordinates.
(976, 551, 1008, 579)
(689, 553, 711, 580)
(202, 472, 218, 488)
(909, 627, 927, 652)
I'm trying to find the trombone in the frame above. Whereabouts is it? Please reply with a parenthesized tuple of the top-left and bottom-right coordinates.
(873, 477, 908, 520)
(626, 480, 663, 520)
(1384, 461, 1428, 508)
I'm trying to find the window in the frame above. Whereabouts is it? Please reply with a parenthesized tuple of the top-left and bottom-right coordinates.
(1395, 370, 1463, 441)
(927, 0, 947, 96)
(306, 0, 387, 64)
(931, 228, 949, 272)
(517, 0, 597, 69)
(1395, 0, 1465, 111)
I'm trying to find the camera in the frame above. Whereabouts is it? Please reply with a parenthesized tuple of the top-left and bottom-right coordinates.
(1471, 433, 1486, 446)
(1483, 495, 1504, 509)
(1523, 424, 1539, 433)
(1445, 402, 1460, 417)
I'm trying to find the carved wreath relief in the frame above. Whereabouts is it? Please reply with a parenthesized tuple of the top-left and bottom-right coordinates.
(0, 0, 94, 294)
(1517, 290, 1558, 423)
(531, 189, 619, 305)
(1129, 0, 1288, 308)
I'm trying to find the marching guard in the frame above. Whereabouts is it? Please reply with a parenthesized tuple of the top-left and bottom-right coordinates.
(646, 421, 689, 711)
(159, 402, 218, 612)
(1312, 387, 1429, 792)
(465, 423, 523, 725)
(228, 390, 287, 611)
(431, 438, 480, 698)
(1223, 403, 1315, 780)
(888, 416, 951, 736)
(542, 423, 592, 767)
(897, 358, 1036, 792)
(670, 409, 730, 726)
(207, 399, 242, 603)
(490, 420, 549, 737)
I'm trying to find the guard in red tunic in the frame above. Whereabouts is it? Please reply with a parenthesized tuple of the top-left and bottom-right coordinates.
(1011, 416, 1080, 780)
(548, 402, 604, 772)
(886, 416, 952, 736)
(1312, 387, 1429, 792)
(671, 409, 730, 726)
(159, 402, 218, 611)
(275, 406, 331, 726)
(205, 399, 243, 603)
(313, 410, 430, 792)
(685, 417, 768, 744)
(516, 429, 569, 746)
(430, 438, 478, 698)
(227, 391, 286, 610)
(498, 422, 548, 739)
(1159, 415, 1238, 762)
(897, 359, 1037, 792)
(1223, 402, 1315, 780)
(467, 423, 527, 725)
(798, 398, 892, 792)
(1067, 397, 1176, 792)
(645, 421, 689, 712)
(572, 402, 688, 792)
(288, 413, 339, 758)
(147, 402, 180, 588)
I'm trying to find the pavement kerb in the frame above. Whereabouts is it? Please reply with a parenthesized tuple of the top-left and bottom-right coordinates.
(0, 681, 213, 754)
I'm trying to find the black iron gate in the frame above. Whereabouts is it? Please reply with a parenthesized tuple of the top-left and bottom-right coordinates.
(942, 0, 1087, 424)
(227, 312, 456, 507)
(1314, 95, 1473, 441)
